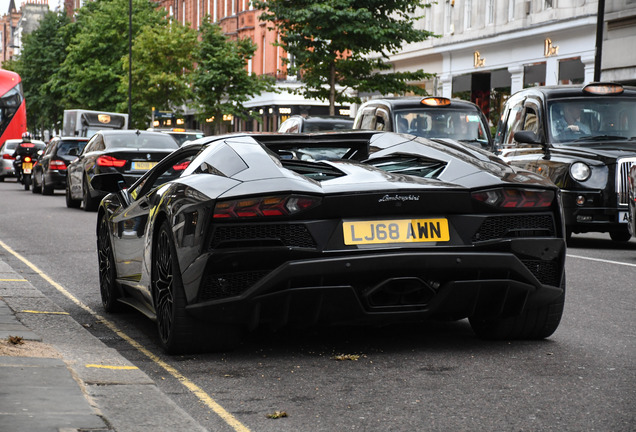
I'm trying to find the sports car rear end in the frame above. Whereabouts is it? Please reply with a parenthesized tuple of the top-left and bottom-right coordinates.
(177, 133, 566, 340)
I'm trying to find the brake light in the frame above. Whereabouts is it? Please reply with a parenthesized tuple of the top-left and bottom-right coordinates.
(213, 195, 321, 219)
(172, 161, 190, 171)
(23, 156, 32, 163)
(472, 188, 554, 208)
(97, 155, 127, 167)
(50, 159, 67, 170)
(2, 153, 14, 160)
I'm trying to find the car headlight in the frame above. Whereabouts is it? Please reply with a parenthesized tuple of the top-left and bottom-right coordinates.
(570, 162, 591, 181)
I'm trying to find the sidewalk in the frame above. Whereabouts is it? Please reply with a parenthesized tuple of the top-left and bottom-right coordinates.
(0, 258, 208, 432)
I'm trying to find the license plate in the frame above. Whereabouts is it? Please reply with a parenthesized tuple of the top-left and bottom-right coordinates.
(23, 163, 32, 174)
(343, 218, 450, 245)
(618, 211, 628, 224)
(132, 161, 157, 171)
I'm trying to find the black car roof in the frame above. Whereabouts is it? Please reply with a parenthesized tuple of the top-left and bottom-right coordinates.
(359, 97, 482, 110)
(510, 83, 636, 100)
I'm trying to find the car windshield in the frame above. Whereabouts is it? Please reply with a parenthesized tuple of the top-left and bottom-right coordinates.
(104, 133, 179, 149)
(393, 108, 490, 145)
(548, 97, 636, 143)
(58, 140, 88, 156)
(169, 132, 205, 146)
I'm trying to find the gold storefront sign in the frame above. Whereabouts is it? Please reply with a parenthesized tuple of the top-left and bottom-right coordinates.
(474, 51, 485, 68)
(544, 38, 559, 57)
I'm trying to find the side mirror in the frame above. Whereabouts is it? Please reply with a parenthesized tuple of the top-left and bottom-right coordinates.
(513, 130, 543, 145)
(91, 172, 126, 194)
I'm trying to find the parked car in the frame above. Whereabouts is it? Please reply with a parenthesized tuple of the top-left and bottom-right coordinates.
(31, 137, 89, 195)
(91, 130, 566, 354)
(278, 115, 353, 133)
(148, 128, 206, 146)
(353, 97, 493, 151)
(494, 82, 636, 242)
(0, 139, 45, 181)
(66, 130, 179, 211)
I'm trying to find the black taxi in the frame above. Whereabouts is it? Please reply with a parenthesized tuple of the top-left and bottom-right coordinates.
(494, 82, 636, 241)
(353, 97, 493, 151)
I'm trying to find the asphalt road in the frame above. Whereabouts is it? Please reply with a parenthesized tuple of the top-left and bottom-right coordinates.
(0, 177, 634, 432)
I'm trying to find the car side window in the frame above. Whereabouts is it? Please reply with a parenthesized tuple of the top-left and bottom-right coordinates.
(502, 104, 524, 146)
(358, 108, 377, 130)
(375, 108, 390, 131)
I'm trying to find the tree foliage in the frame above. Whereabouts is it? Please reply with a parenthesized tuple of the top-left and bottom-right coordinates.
(120, 20, 198, 129)
(56, 0, 165, 122)
(3, 11, 72, 134)
(192, 19, 276, 134)
(254, 0, 436, 115)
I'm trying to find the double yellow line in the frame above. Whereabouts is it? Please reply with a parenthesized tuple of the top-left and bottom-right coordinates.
(0, 239, 250, 432)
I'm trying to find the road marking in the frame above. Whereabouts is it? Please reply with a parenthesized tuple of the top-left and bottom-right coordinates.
(0, 278, 27, 282)
(0, 239, 250, 432)
(568, 253, 636, 268)
(21, 310, 70, 315)
(86, 364, 139, 370)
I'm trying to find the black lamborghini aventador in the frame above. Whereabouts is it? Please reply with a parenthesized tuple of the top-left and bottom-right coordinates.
(92, 130, 567, 353)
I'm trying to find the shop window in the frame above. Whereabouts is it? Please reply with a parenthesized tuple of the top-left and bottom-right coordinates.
(524, 63, 546, 88)
(559, 58, 585, 85)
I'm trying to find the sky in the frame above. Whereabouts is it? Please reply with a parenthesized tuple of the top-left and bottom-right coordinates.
(1, 1, 63, 17)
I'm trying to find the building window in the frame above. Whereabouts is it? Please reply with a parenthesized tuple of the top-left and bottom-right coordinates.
(545, 0, 553, 9)
(444, 1, 453, 35)
(464, 0, 472, 30)
(486, 0, 495, 25)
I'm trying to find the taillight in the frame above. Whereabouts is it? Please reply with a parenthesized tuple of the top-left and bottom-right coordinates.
(23, 156, 32, 163)
(50, 159, 67, 170)
(97, 155, 126, 168)
(472, 188, 554, 208)
(213, 195, 321, 219)
(173, 161, 190, 171)
(2, 154, 14, 160)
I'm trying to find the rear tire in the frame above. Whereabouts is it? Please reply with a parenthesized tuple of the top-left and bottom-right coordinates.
(82, 176, 99, 212)
(153, 221, 240, 354)
(97, 216, 122, 312)
(31, 175, 41, 194)
(23, 174, 30, 191)
(469, 274, 566, 340)
(66, 182, 81, 208)
(609, 228, 631, 242)
(42, 176, 54, 195)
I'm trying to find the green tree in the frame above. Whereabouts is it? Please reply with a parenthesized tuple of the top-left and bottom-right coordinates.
(120, 20, 198, 129)
(192, 18, 276, 134)
(3, 11, 72, 135)
(56, 0, 165, 125)
(253, 0, 436, 115)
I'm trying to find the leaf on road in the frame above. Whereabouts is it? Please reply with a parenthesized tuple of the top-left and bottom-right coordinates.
(8, 335, 24, 345)
(332, 354, 360, 361)
(266, 411, 288, 419)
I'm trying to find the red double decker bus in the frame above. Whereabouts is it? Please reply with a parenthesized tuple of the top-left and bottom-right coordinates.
(0, 69, 27, 146)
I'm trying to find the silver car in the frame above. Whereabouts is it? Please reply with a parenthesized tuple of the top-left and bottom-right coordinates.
(0, 139, 20, 181)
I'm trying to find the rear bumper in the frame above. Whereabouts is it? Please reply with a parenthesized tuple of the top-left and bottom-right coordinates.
(185, 239, 566, 328)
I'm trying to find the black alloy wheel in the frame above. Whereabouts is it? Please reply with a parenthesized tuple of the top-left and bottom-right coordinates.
(152, 221, 241, 354)
(66, 181, 81, 208)
(153, 221, 195, 354)
(98, 217, 121, 312)
(469, 274, 566, 340)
